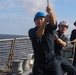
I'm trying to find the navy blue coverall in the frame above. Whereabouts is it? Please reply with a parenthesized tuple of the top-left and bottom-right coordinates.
(28, 23, 63, 75)
(54, 30, 76, 75)
(70, 29, 76, 68)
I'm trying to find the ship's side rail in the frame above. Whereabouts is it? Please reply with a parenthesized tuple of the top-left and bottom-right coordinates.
(0, 37, 33, 71)
(0, 36, 76, 74)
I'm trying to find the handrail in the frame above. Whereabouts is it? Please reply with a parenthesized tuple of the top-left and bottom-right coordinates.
(0, 37, 29, 41)
(0, 38, 14, 41)
(0, 37, 33, 70)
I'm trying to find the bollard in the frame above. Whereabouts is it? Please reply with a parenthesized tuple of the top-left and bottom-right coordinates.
(27, 54, 34, 60)
(27, 54, 34, 66)
(20, 58, 30, 71)
(12, 60, 23, 74)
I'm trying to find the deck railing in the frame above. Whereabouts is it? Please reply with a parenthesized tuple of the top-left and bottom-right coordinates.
(0, 36, 76, 73)
(0, 37, 33, 70)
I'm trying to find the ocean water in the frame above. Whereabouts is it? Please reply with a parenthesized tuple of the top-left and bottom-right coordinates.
(0, 34, 26, 39)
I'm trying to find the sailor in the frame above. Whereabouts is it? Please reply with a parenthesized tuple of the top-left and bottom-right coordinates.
(28, 5, 63, 75)
(54, 21, 76, 75)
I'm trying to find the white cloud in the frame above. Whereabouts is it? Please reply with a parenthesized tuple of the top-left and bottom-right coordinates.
(0, 0, 56, 35)
(0, 0, 55, 15)
(14, 0, 55, 14)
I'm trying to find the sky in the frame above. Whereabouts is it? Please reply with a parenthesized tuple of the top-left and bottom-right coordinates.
(0, 0, 76, 36)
